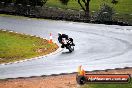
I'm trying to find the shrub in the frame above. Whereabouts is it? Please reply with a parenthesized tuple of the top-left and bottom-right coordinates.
(59, 0, 70, 5)
(94, 4, 114, 22)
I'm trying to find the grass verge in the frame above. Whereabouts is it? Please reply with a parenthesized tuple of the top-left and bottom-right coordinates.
(46, 0, 132, 14)
(0, 29, 58, 64)
(80, 80, 132, 88)
(45, 0, 132, 24)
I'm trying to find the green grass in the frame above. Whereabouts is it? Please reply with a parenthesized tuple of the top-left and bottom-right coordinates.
(81, 80, 132, 88)
(0, 14, 24, 18)
(46, 0, 132, 13)
(45, 0, 132, 24)
(0, 30, 58, 64)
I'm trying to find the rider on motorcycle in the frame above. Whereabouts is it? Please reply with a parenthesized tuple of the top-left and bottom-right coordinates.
(58, 32, 75, 48)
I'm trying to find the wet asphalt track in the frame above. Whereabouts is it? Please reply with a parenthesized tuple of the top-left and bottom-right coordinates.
(0, 16, 132, 79)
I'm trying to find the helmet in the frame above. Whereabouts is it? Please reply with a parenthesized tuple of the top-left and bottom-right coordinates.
(58, 32, 62, 36)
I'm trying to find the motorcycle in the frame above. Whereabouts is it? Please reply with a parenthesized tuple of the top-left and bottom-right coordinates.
(61, 38, 75, 52)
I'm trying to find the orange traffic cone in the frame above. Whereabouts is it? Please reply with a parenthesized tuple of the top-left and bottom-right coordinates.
(48, 33, 53, 43)
(78, 65, 82, 75)
(78, 65, 86, 76)
(81, 69, 86, 76)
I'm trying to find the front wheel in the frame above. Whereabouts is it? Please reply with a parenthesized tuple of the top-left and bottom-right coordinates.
(68, 46, 74, 52)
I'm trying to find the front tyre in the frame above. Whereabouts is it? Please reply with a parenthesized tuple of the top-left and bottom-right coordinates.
(68, 46, 74, 52)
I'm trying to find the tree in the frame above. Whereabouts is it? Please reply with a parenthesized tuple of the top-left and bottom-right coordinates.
(77, 0, 91, 18)
(111, 0, 118, 4)
(76, 0, 118, 19)
(59, 0, 118, 19)
(59, 0, 91, 18)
